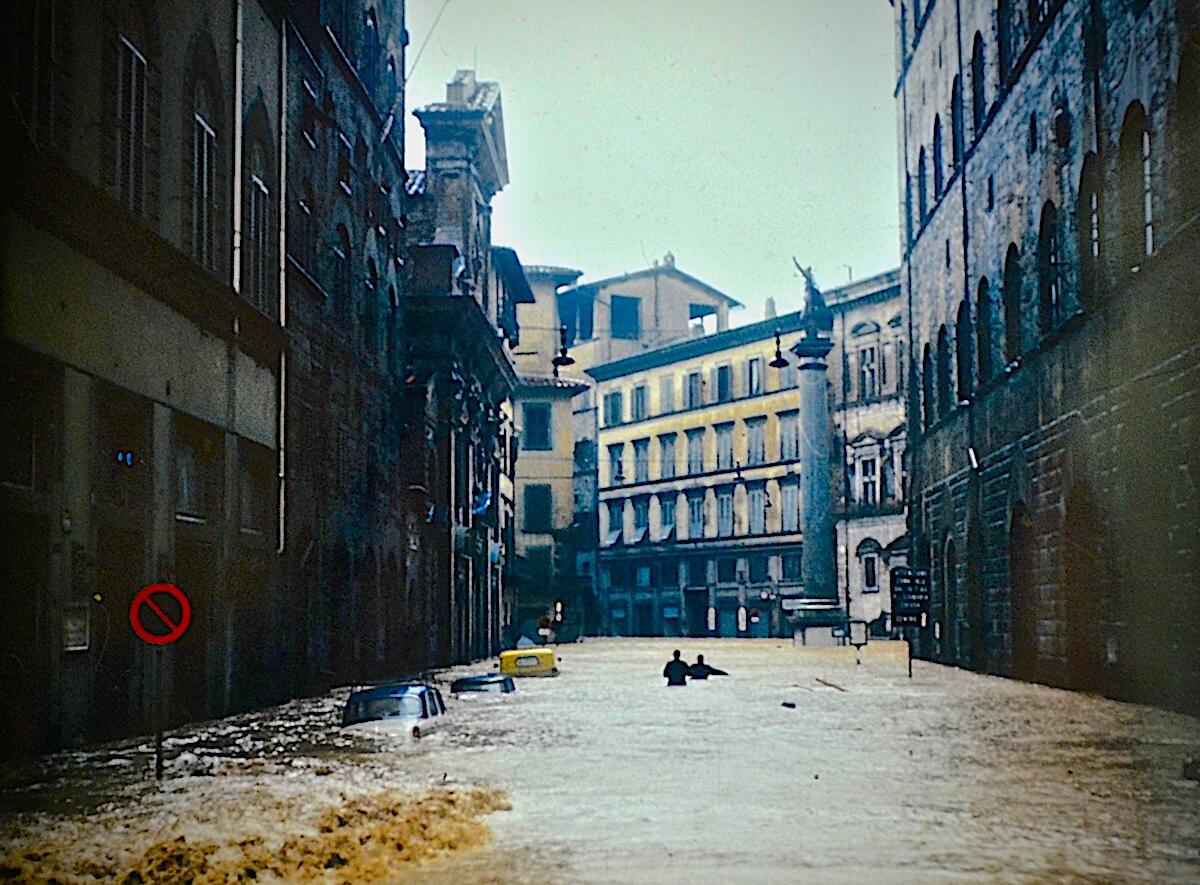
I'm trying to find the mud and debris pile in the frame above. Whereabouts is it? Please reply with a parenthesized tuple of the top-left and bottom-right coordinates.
(1, 787, 510, 883)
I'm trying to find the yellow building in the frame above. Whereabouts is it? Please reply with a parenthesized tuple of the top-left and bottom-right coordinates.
(511, 266, 589, 638)
(588, 269, 904, 638)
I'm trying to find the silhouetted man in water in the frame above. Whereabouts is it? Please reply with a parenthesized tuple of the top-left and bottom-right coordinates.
(663, 650, 690, 686)
(689, 654, 728, 680)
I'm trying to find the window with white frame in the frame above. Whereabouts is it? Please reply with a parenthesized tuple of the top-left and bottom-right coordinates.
(659, 433, 677, 479)
(659, 375, 674, 414)
(687, 428, 705, 474)
(633, 497, 649, 531)
(659, 494, 676, 534)
(716, 423, 734, 470)
(191, 82, 218, 270)
(117, 35, 148, 214)
(632, 384, 648, 421)
(717, 487, 734, 537)
(608, 443, 625, 484)
(686, 371, 703, 408)
(860, 457, 878, 505)
(781, 481, 800, 532)
(606, 499, 623, 537)
(687, 493, 705, 537)
(858, 346, 878, 399)
(779, 410, 799, 460)
(746, 417, 766, 465)
(603, 391, 623, 427)
(633, 438, 650, 482)
(747, 357, 763, 395)
(748, 484, 766, 534)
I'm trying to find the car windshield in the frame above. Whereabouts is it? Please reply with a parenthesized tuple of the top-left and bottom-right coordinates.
(343, 694, 422, 725)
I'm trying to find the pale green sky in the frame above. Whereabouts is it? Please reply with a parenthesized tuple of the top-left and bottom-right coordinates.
(403, 0, 900, 324)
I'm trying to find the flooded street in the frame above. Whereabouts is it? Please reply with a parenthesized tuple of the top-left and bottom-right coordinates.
(3, 638, 1200, 883)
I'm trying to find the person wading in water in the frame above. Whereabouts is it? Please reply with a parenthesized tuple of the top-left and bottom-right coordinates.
(663, 650, 691, 686)
(688, 654, 728, 680)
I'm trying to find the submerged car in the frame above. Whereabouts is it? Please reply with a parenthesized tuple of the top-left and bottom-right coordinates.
(498, 647, 560, 677)
(450, 673, 516, 695)
(340, 683, 447, 738)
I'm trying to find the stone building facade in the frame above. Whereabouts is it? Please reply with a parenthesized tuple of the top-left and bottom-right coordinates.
(2, 0, 285, 756)
(895, 0, 1200, 712)
(588, 270, 905, 638)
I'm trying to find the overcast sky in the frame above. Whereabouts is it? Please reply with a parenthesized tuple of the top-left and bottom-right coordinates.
(403, 0, 900, 325)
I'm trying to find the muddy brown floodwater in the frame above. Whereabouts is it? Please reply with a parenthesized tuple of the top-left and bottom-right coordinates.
(2, 638, 1199, 883)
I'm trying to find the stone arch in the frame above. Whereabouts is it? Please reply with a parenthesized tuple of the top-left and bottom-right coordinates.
(1002, 243, 1023, 364)
(936, 324, 952, 416)
(943, 534, 959, 665)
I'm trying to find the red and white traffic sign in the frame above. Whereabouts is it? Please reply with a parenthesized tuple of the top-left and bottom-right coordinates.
(129, 583, 192, 646)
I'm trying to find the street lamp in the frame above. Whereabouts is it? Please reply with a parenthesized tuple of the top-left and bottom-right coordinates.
(552, 324, 575, 378)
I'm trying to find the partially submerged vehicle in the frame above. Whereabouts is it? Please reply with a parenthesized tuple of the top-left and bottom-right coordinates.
(450, 673, 516, 695)
(340, 683, 447, 738)
(498, 647, 560, 677)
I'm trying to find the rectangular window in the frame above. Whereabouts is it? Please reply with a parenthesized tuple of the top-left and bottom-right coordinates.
(747, 357, 763, 396)
(782, 354, 797, 389)
(607, 499, 624, 536)
(632, 385, 648, 421)
(659, 494, 676, 533)
(659, 376, 675, 414)
(636, 563, 652, 587)
(522, 402, 552, 450)
(523, 484, 552, 532)
(686, 372, 703, 408)
(688, 494, 705, 538)
(608, 443, 625, 484)
(192, 113, 217, 269)
(716, 423, 734, 470)
(860, 458, 878, 505)
(748, 484, 766, 534)
(686, 429, 705, 474)
(688, 557, 707, 586)
(779, 410, 799, 460)
(749, 555, 769, 583)
(717, 557, 737, 583)
(611, 294, 641, 339)
(717, 487, 734, 537)
(117, 36, 147, 214)
(603, 391, 623, 427)
(659, 434, 677, 479)
(247, 172, 270, 309)
(716, 365, 733, 403)
(746, 417, 766, 466)
(781, 482, 800, 532)
(859, 346, 878, 399)
(864, 555, 878, 589)
(782, 553, 802, 581)
(633, 438, 650, 483)
(633, 498, 649, 535)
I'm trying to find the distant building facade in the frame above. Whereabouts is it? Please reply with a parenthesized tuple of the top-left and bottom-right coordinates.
(895, 0, 1199, 712)
(588, 270, 904, 638)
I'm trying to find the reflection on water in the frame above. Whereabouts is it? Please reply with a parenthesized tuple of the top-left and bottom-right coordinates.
(2, 638, 1199, 883)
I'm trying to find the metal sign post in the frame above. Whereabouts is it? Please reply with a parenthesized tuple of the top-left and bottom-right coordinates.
(890, 568, 930, 679)
(129, 583, 192, 781)
(848, 619, 868, 666)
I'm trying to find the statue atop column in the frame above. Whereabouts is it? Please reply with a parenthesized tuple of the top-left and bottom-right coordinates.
(793, 257, 833, 339)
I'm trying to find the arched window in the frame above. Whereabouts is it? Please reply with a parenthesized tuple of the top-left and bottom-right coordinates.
(244, 140, 272, 313)
(334, 223, 351, 310)
(361, 7, 379, 91)
(997, 0, 1013, 82)
(917, 147, 928, 222)
(1003, 244, 1022, 364)
(905, 172, 913, 247)
(363, 257, 378, 355)
(1178, 36, 1200, 218)
(190, 78, 217, 270)
(1037, 201, 1060, 333)
(1076, 153, 1101, 311)
(293, 179, 316, 271)
(976, 277, 994, 383)
(922, 343, 935, 430)
(971, 32, 987, 134)
(956, 300, 973, 400)
(1118, 102, 1153, 267)
(116, 4, 150, 215)
(13, 0, 65, 143)
(933, 115, 944, 197)
(936, 325, 952, 417)
(951, 76, 964, 168)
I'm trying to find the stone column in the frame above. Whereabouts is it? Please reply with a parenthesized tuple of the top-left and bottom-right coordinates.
(794, 330, 837, 606)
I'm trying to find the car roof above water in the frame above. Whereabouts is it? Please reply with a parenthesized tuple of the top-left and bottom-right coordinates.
(347, 682, 435, 703)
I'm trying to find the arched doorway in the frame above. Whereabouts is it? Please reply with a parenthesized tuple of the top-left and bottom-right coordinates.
(1009, 503, 1038, 680)
(1064, 485, 1104, 691)
(943, 537, 959, 665)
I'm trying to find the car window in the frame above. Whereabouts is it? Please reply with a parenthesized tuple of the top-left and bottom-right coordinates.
(515, 654, 543, 668)
(347, 695, 422, 724)
(434, 689, 446, 712)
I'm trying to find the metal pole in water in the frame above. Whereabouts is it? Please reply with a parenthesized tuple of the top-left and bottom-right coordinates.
(907, 634, 913, 679)
(155, 647, 164, 780)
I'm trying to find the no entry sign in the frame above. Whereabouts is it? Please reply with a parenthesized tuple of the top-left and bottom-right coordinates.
(129, 583, 192, 646)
